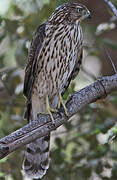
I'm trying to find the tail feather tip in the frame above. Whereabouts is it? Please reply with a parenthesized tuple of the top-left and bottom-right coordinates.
(22, 163, 48, 179)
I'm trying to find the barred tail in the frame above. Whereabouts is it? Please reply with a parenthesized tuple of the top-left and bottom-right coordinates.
(23, 135, 50, 179)
(23, 98, 50, 179)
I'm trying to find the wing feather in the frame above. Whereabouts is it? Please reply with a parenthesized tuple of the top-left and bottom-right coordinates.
(23, 23, 46, 99)
(23, 23, 46, 120)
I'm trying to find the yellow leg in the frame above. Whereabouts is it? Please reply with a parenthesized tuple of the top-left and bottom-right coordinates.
(46, 96, 57, 123)
(58, 92, 68, 117)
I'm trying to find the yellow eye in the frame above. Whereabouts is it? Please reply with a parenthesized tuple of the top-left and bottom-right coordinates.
(77, 8, 82, 13)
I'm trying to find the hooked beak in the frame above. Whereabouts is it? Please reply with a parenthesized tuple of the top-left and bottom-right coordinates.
(87, 10, 91, 19)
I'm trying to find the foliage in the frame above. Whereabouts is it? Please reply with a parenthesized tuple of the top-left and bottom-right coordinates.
(0, 0, 117, 180)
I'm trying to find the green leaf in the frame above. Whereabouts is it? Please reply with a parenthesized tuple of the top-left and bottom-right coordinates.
(112, 127, 117, 134)
(0, 172, 5, 177)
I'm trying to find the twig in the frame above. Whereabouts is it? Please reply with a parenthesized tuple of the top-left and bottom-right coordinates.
(104, 0, 117, 17)
(0, 73, 117, 159)
(104, 47, 117, 74)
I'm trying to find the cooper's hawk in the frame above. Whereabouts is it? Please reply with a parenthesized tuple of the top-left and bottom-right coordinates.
(23, 2, 91, 179)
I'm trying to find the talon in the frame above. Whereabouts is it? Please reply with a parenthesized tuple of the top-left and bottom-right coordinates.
(46, 96, 57, 123)
(58, 92, 68, 117)
(58, 108, 63, 118)
(37, 113, 40, 118)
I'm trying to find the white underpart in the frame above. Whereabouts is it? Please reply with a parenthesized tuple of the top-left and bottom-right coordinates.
(34, 23, 82, 104)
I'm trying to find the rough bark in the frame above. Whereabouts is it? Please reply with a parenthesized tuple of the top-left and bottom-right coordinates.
(0, 73, 117, 159)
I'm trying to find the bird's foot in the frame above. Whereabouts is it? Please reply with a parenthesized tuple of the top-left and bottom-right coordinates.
(58, 92, 68, 117)
(46, 96, 58, 123)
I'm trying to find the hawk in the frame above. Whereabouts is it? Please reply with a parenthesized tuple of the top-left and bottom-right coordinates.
(23, 2, 91, 179)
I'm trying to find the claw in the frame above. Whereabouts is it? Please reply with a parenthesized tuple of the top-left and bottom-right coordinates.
(46, 93, 68, 123)
(46, 96, 57, 123)
(58, 92, 68, 117)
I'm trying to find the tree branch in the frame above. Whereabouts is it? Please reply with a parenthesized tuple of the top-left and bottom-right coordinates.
(104, 0, 117, 17)
(0, 74, 117, 159)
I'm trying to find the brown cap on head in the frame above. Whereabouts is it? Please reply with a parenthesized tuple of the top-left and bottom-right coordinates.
(48, 2, 91, 25)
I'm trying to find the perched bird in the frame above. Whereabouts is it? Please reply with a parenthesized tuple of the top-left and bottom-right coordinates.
(23, 2, 91, 179)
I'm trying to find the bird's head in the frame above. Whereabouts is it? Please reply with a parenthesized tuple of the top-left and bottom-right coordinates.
(48, 3, 91, 25)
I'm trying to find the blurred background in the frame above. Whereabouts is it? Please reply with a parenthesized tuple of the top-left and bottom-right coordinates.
(0, 0, 117, 179)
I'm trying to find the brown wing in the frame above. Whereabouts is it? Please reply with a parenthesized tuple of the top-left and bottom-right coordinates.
(23, 23, 46, 120)
(62, 47, 83, 95)
(23, 23, 46, 99)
